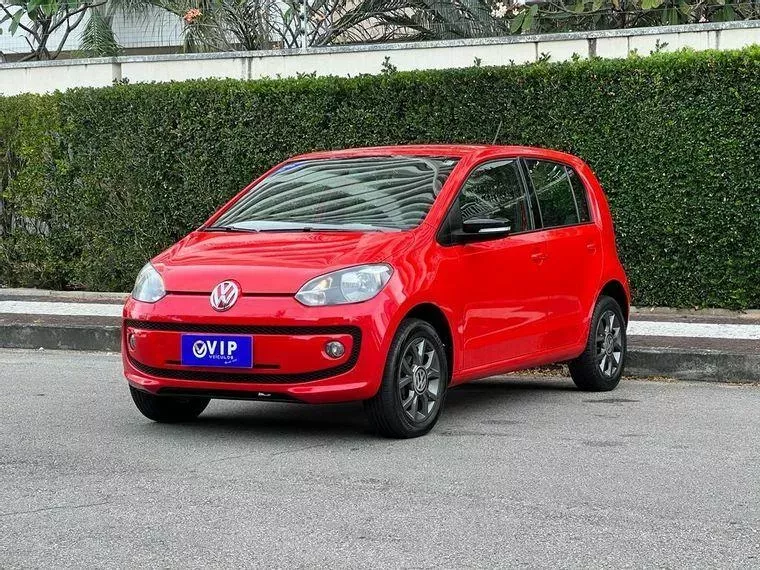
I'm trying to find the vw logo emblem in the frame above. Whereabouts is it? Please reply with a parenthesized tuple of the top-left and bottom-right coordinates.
(210, 280, 240, 312)
(413, 367, 428, 394)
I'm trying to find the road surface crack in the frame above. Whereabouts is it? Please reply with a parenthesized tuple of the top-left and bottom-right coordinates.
(0, 500, 110, 518)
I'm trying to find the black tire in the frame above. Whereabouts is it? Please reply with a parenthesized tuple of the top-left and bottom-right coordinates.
(129, 386, 210, 423)
(569, 295, 627, 391)
(364, 318, 449, 438)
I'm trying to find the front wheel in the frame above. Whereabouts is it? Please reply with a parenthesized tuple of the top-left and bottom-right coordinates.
(129, 386, 210, 423)
(569, 295, 627, 391)
(364, 319, 449, 438)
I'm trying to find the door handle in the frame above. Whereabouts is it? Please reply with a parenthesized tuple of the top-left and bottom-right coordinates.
(586, 243, 597, 253)
(531, 252, 548, 263)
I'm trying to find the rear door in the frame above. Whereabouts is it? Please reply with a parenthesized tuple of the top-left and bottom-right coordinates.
(521, 159, 602, 350)
(442, 159, 549, 373)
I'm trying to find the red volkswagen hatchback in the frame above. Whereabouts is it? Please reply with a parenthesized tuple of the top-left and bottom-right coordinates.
(123, 145, 629, 438)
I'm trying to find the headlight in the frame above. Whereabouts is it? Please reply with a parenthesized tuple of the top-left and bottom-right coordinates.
(131, 263, 166, 303)
(295, 264, 392, 306)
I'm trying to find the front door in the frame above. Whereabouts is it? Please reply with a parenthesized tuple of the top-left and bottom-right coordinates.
(443, 159, 549, 374)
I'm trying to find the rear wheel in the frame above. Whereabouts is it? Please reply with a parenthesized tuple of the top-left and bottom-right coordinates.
(365, 319, 449, 438)
(129, 386, 210, 423)
(569, 295, 627, 391)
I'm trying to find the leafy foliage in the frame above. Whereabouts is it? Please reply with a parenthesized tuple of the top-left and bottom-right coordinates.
(0, 0, 165, 60)
(1, 47, 759, 309)
(3, 0, 759, 60)
(500, 0, 760, 34)
(0, 94, 65, 287)
(166, 0, 760, 51)
(153, 0, 274, 52)
(0, 0, 106, 61)
(78, 7, 120, 56)
(379, 0, 507, 40)
(163, 0, 493, 51)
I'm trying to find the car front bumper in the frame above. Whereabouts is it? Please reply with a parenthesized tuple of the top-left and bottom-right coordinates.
(122, 293, 395, 404)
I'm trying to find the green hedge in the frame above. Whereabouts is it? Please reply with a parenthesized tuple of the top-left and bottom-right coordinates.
(0, 94, 64, 288)
(1, 47, 759, 308)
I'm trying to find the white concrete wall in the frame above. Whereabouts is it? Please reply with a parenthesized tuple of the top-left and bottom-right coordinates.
(0, 61, 117, 94)
(1, 21, 760, 96)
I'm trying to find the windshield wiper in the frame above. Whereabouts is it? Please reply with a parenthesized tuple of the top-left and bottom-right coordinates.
(256, 227, 358, 233)
(202, 226, 260, 233)
(206, 223, 392, 233)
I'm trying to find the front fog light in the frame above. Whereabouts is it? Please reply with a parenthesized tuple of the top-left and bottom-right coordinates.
(325, 341, 345, 359)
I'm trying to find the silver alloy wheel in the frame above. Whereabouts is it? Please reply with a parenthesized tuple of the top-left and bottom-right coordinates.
(596, 310, 624, 378)
(398, 337, 442, 422)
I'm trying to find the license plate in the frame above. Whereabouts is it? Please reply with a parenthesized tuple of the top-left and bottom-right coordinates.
(181, 334, 253, 368)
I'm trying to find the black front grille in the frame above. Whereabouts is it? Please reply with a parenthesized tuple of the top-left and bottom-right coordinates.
(124, 320, 361, 384)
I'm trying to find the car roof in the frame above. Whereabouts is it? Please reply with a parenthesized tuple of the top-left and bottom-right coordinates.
(290, 144, 580, 164)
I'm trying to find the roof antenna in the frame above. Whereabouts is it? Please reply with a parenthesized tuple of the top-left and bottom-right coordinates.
(491, 119, 503, 145)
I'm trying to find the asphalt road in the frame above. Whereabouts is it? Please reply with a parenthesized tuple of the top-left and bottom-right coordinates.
(1, 350, 758, 569)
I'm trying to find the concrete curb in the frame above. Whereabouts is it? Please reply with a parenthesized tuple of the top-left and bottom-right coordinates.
(1, 321, 758, 383)
(0, 323, 121, 353)
(0, 288, 128, 303)
(626, 347, 760, 383)
(630, 306, 760, 320)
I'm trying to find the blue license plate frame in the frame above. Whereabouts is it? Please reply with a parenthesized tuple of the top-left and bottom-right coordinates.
(180, 334, 253, 368)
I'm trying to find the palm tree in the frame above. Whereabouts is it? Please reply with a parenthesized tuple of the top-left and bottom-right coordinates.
(159, 1, 507, 53)
(79, 0, 169, 57)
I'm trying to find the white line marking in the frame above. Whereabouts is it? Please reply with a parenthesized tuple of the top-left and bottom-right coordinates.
(0, 301, 123, 318)
(627, 321, 760, 340)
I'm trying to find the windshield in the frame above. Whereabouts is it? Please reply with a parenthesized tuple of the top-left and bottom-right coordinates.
(209, 156, 459, 232)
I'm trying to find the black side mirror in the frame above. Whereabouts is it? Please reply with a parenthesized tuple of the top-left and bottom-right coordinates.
(451, 218, 512, 244)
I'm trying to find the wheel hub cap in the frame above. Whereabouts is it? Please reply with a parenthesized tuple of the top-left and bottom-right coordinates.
(397, 336, 442, 423)
(596, 310, 624, 378)
(412, 366, 428, 394)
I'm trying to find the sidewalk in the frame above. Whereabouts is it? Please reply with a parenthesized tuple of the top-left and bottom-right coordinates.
(1, 288, 759, 382)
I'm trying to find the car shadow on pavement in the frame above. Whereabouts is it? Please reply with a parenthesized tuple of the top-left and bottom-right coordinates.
(444, 375, 577, 412)
(192, 401, 370, 438)
(139, 375, 579, 439)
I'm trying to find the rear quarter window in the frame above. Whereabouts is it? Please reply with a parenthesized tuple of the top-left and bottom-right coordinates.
(525, 159, 592, 228)
(525, 160, 578, 228)
(566, 167, 591, 223)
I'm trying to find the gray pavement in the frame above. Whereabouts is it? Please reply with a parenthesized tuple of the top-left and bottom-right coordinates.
(1, 349, 759, 569)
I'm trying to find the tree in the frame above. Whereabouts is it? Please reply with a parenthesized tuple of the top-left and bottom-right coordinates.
(496, 0, 760, 35)
(169, 0, 509, 51)
(0, 0, 162, 60)
(165, 0, 410, 52)
(172, 0, 760, 53)
(0, 0, 106, 61)
(376, 0, 508, 41)
(149, 0, 275, 52)
(5, 0, 757, 61)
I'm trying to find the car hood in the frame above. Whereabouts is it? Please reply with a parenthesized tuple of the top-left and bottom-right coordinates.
(155, 230, 414, 294)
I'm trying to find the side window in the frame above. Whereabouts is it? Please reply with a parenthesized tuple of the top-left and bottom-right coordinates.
(566, 167, 591, 223)
(525, 159, 578, 228)
(458, 160, 529, 233)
